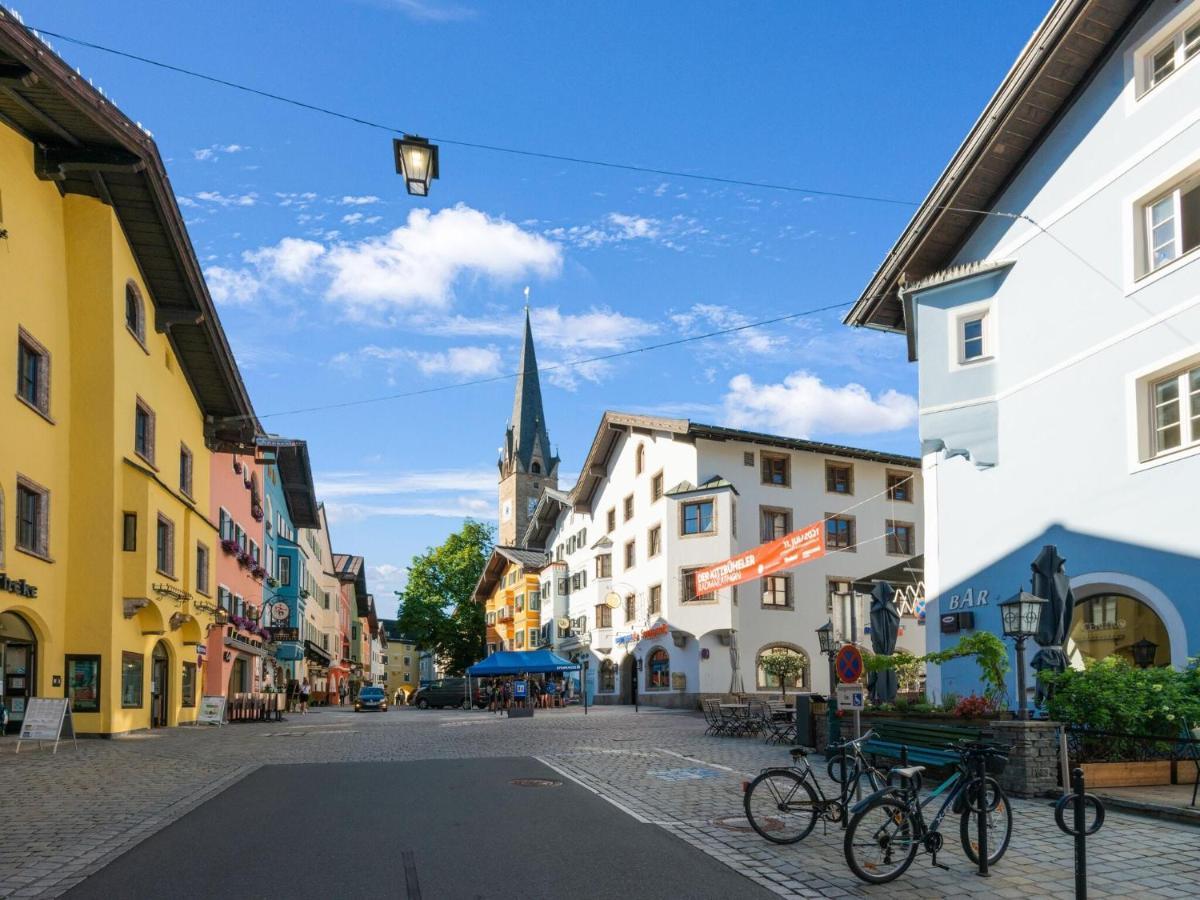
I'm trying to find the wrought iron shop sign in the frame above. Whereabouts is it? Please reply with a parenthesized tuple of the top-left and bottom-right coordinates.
(270, 627, 300, 642)
(0, 573, 37, 598)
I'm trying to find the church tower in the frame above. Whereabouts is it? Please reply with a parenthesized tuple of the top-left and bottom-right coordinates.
(498, 308, 559, 545)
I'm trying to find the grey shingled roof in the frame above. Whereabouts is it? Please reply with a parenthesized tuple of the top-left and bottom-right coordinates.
(508, 309, 557, 473)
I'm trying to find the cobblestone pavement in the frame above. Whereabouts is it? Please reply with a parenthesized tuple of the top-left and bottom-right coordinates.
(1, 706, 1197, 898)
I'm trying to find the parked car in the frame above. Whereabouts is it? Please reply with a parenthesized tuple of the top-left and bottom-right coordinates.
(410, 677, 486, 710)
(354, 685, 388, 712)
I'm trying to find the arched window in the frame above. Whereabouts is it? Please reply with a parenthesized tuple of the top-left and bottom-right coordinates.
(531, 461, 542, 474)
(125, 281, 145, 343)
(646, 647, 670, 690)
(599, 659, 616, 692)
(635, 443, 646, 475)
(1069, 594, 1170, 667)
(756, 644, 809, 691)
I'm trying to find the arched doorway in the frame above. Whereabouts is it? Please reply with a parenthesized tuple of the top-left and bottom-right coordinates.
(619, 655, 638, 705)
(1068, 593, 1171, 667)
(150, 641, 171, 727)
(0, 611, 37, 734)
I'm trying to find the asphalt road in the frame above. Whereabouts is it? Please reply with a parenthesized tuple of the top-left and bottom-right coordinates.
(65, 756, 772, 900)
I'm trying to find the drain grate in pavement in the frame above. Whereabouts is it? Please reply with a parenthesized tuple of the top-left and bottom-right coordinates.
(711, 815, 766, 833)
(510, 778, 562, 787)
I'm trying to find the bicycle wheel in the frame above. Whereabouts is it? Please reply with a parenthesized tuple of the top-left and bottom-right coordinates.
(843, 797, 920, 884)
(960, 777, 1013, 866)
(827, 752, 883, 793)
(743, 770, 819, 844)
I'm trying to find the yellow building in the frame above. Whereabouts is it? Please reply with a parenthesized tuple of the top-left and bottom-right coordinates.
(380, 621, 419, 702)
(0, 18, 259, 734)
(474, 547, 548, 656)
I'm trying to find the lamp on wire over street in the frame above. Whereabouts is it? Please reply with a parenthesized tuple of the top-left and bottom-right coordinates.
(393, 134, 439, 196)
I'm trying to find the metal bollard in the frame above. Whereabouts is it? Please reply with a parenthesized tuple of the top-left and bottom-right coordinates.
(974, 752, 989, 877)
(1054, 767, 1106, 900)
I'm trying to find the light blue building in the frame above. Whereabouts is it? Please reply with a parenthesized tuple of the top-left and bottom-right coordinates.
(257, 437, 321, 684)
(846, 0, 1200, 704)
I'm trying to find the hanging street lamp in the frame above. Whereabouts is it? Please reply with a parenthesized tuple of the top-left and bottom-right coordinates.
(999, 590, 1048, 720)
(393, 135, 439, 196)
(816, 619, 840, 746)
(1131, 638, 1159, 669)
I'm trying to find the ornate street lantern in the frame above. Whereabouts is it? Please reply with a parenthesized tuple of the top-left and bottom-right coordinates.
(999, 590, 1047, 720)
(816, 619, 835, 656)
(393, 135, 439, 196)
(1131, 638, 1158, 669)
(815, 619, 839, 745)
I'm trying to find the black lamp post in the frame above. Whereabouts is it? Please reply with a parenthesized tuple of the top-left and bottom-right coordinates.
(393, 135, 439, 196)
(999, 590, 1047, 720)
(1131, 638, 1158, 669)
(816, 620, 840, 745)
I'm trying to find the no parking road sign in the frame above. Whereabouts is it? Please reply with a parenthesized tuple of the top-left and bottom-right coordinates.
(835, 645, 864, 685)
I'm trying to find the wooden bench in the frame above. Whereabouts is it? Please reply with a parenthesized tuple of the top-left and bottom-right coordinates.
(862, 721, 984, 768)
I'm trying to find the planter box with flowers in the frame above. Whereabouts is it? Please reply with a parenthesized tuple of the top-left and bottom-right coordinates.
(250, 564, 267, 580)
(266, 576, 279, 589)
(221, 538, 238, 555)
(251, 504, 264, 523)
(237, 550, 252, 568)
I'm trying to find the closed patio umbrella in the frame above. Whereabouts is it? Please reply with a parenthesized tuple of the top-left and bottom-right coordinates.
(868, 582, 900, 703)
(1029, 544, 1076, 703)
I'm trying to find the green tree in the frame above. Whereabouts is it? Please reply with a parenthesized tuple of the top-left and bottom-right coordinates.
(395, 519, 494, 676)
(759, 652, 805, 698)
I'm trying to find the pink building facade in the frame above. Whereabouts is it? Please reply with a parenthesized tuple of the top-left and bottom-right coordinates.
(205, 453, 270, 696)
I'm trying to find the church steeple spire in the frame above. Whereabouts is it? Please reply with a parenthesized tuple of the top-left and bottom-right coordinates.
(498, 306, 559, 545)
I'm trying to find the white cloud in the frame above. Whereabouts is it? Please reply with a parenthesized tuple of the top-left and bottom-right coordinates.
(206, 266, 262, 306)
(243, 237, 326, 283)
(671, 303, 783, 354)
(340, 195, 381, 205)
(332, 344, 502, 380)
(325, 497, 493, 523)
(359, 0, 475, 22)
(368, 563, 407, 599)
(194, 190, 258, 207)
(721, 371, 917, 437)
(543, 357, 613, 392)
(314, 468, 496, 498)
(546, 212, 661, 249)
(342, 212, 364, 225)
(322, 204, 561, 317)
(193, 144, 249, 162)
(193, 148, 214, 161)
(432, 305, 657, 352)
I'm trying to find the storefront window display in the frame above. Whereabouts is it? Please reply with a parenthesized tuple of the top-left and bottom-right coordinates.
(646, 647, 670, 690)
(182, 662, 196, 707)
(1068, 594, 1171, 667)
(599, 659, 616, 692)
(121, 651, 144, 708)
(66, 655, 101, 713)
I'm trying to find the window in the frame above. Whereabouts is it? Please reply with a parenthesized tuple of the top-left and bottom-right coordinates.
(594, 603, 613, 628)
(624, 539, 636, 570)
(1150, 363, 1200, 454)
(648, 524, 662, 557)
(531, 461, 541, 474)
(635, 443, 646, 475)
(217, 586, 231, 611)
(182, 662, 196, 708)
(827, 578, 852, 616)
(516, 593, 525, 613)
(125, 281, 146, 343)
(65, 655, 101, 713)
(236, 525, 246, 553)
(15, 476, 49, 558)
(606, 508, 615, 532)
(1144, 13, 1200, 91)
(599, 659, 616, 692)
(122, 512, 137, 552)
(595, 553, 612, 578)
(761, 574, 792, 608)
(219, 508, 233, 542)
(756, 645, 809, 691)
(648, 584, 662, 616)
(121, 652, 144, 708)
(761, 452, 789, 486)
(179, 445, 194, 497)
(153, 515, 174, 576)
(623, 494, 634, 521)
(680, 499, 714, 535)
(196, 543, 210, 594)
(887, 471, 913, 502)
(16, 329, 50, 416)
(682, 567, 714, 603)
(743, 451, 755, 467)
(646, 647, 670, 690)
(826, 515, 856, 551)
(515, 630, 525, 649)
(825, 462, 854, 494)
(528, 589, 541, 611)
(528, 628, 540, 648)
(134, 398, 155, 464)
(761, 507, 791, 541)
(1143, 176, 1200, 273)
(624, 593, 636, 622)
(886, 520, 915, 556)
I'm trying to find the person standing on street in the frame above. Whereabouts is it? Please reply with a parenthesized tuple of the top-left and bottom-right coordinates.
(300, 678, 311, 714)
(339, 682, 348, 707)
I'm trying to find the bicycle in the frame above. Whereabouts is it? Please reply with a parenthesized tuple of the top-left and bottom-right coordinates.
(742, 730, 885, 844)
(842, 741, 1013, 884)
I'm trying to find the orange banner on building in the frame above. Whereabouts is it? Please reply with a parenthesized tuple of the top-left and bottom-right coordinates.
(694, 521, 826, 595)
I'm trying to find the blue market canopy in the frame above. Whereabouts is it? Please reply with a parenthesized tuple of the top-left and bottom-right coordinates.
(467, 650, 580, 676)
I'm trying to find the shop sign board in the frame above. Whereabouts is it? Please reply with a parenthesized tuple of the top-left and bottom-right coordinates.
(17, 698, 76, 753)
(0, 573, 38, 597)
(513, 680, 528, 700)
(197, 695, 227, 726)
(694, 521, 825, 594)
(270, 627, 300, 642)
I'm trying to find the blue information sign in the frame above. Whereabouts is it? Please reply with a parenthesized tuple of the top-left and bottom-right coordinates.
(513, 679, 527, 699)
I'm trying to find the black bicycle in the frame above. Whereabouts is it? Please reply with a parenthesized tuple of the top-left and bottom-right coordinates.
(842, 741, 1012, 884)
(742, 730, 885, 844)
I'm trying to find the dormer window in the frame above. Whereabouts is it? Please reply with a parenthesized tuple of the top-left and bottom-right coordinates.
(532, 461, 541, 474)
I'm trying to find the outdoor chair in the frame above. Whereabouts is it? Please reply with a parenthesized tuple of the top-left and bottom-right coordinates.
(702, 699, 729, 736)
(764, 701, 797, 744)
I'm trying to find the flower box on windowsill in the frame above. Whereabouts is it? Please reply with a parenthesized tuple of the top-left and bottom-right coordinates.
(220, 539, 238, 555)
(251, 505, 264, 522)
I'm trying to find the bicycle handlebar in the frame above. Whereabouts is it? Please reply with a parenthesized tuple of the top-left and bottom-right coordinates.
(829, 728, 876, 751)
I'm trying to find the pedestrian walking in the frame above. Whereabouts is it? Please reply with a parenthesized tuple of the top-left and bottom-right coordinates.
(339, 682, 348, 707)
(545, 677, 557, 709)
(286, 678, 298, 713)
(300, 678, 311, 714)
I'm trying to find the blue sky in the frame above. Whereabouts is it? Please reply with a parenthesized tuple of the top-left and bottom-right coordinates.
(17, 0, 1048, 611)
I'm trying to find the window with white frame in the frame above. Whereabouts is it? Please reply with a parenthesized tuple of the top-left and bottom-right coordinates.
(1151, 363, 1200, 455)
(960, 312, 989, 362)
(1143, 174, 1200, 274)
(1141, 11, 1200, 93)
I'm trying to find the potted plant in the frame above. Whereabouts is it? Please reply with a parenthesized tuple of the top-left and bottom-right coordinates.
(266, 576, 279, 589)
(759, 651, 805, 699)
(220, 538, 238, 555)
(251, 503, 264, 522)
